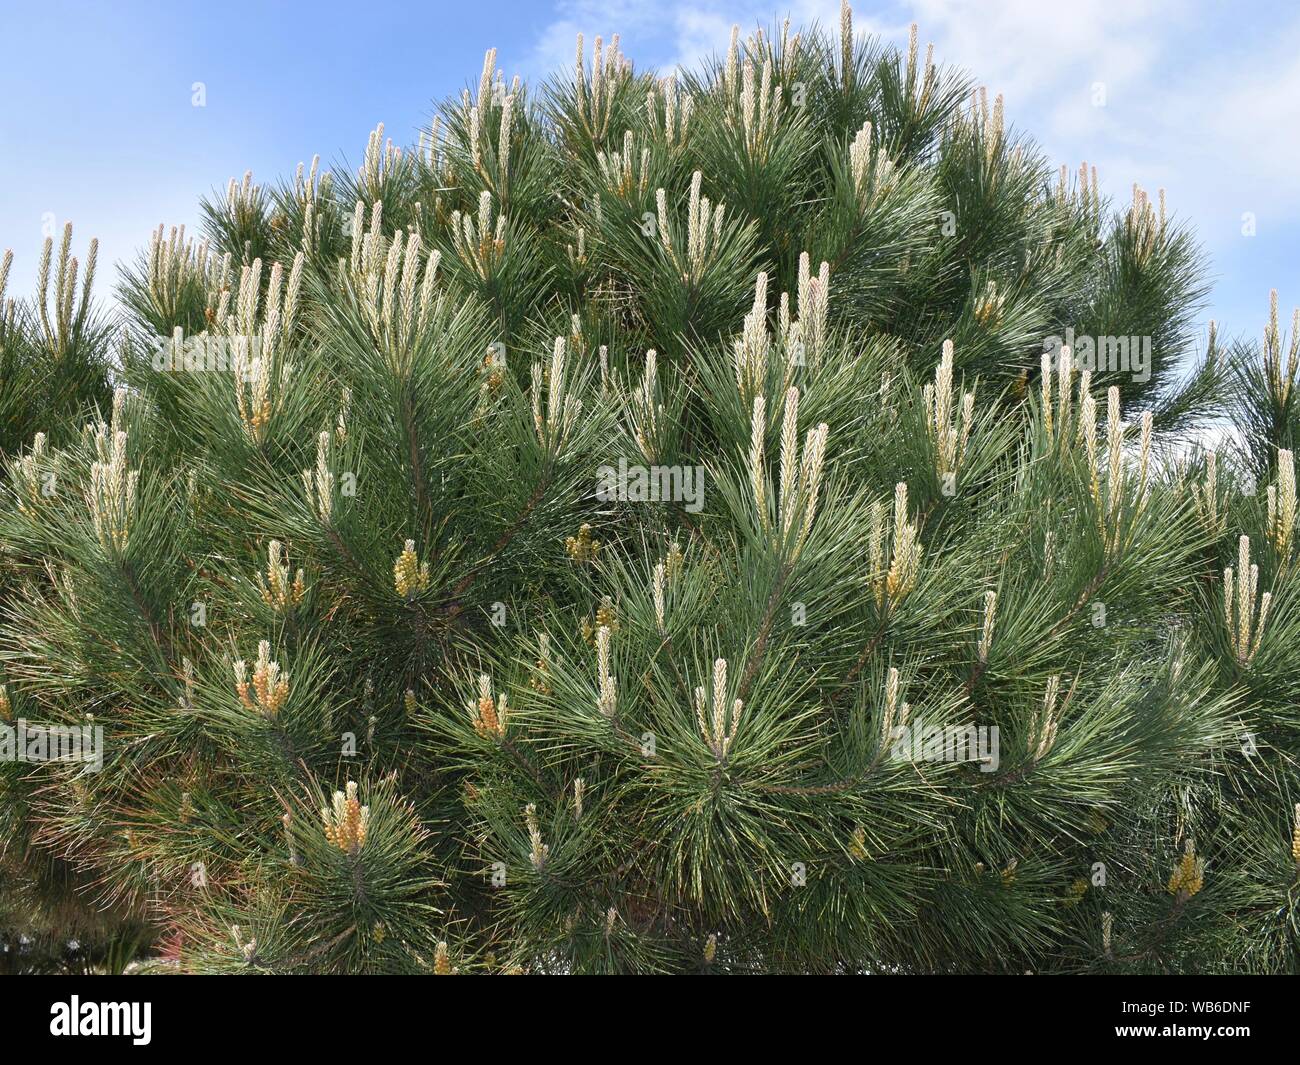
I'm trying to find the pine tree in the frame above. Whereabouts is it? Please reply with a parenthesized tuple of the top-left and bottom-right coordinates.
(1, 5, 1297, 974)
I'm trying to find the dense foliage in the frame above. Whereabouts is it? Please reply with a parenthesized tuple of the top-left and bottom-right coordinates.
(2, 6, 1298, 973)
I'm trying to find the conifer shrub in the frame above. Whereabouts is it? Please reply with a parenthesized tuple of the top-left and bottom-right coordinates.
(1, 6, 1297, 974)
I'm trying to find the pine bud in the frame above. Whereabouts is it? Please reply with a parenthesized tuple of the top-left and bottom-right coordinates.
(1224, 535, 1271, 666)
(233, 643, 289, 717)
(471, 673, 508, 738)
(884, 482, 922, 602)
(321, 780, 370, 855)
(977, 590, 997, 662)
(596, 626, 617, 717)
(1269, 449, 1296, 555)
(303, 431, 334, 523)
(653, 562, 666, 632)
(393, 539, 430, 598)
(793, 253, 830, 364)
(1031, 674, 1062, 760)
(565, 523, 601, 563)
(87, 406, 139, 555)
(695, 657, 742, 760)
(1056, 346, 1074, 433)
(1167, 837, 1204, 899)
(733, 274, 769, 395)
(849, 825, 868, 861)
(878, 667, 910, 751)
(779, 388, 799, 534)
(747, 396, 769, 526)
(634, 349, 662, 461)
(925, 340, 975, 481)
(451, 190, 507, 280)
(258, 540, 305, 610)
(525, 803, 549, 870)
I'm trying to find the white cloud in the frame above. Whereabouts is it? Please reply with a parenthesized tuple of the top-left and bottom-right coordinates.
(908, 0, 1185, 111)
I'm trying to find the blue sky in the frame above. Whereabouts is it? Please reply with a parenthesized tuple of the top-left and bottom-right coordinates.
(2, 0, 1296, 350)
